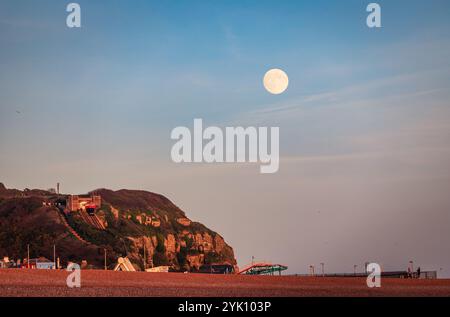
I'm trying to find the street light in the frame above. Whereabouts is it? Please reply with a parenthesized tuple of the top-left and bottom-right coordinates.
(53, 244, 56, 270)
(409, 260, 414, 277)
(309, 265, 315, 277)
(104, 248, 107, 270)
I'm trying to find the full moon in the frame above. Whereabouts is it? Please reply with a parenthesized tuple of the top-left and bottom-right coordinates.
(263, 68, 289, 94)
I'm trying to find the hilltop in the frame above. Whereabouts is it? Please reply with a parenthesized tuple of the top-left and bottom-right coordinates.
(0, 183, 236, 271)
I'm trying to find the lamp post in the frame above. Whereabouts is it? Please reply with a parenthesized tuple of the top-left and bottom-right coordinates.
(143, 243, 146, 271)
(104, 248, 107, 270)
(409, 260, 414, 278)
(310, 265, 315, 277)
(53, 244, 56, 270)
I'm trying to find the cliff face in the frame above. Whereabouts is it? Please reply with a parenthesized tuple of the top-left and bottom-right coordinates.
(0, 184, 237, 271)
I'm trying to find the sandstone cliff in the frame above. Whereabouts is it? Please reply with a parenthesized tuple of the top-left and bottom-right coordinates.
(0, 183, 237, 271)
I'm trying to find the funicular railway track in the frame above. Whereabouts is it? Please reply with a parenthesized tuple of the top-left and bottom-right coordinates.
(55, 208, 90, 244)
(78, 209, 105, 230)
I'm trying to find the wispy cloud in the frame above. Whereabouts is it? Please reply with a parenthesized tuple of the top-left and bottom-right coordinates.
(247, 71, 447, 118)
(0, 16, 52, 29)
(222, 25, 241, 60)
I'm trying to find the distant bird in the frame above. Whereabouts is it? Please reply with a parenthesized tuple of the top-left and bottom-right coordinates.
(16, 110, 21, 114)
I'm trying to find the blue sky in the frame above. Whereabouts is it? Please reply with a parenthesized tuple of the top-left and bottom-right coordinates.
(1, 0, 450, 275)
(1, 0, 449, 128)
